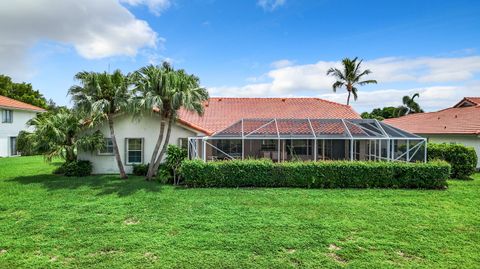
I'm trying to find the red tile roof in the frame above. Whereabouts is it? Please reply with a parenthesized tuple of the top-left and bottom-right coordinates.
(384, 97, 480, 135)
(178, 97, 360, 135)
(0, 95, 46, 112)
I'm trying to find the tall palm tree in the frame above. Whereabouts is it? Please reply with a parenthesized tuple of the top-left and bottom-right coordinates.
(326, 57, 377, 105)
(28, 109, 104, 163)
(132, 63, 209, 180)
(68, 70, 131, 179)
(131, 63, 173, 180)
(151, 69, 209, 176)
(396, 93, 424, 117)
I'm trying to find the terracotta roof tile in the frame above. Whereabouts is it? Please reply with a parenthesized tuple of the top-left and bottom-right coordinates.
(384, 98, 480, 135)
(178, 97, 360, 135)
(0, 95, 46, 112)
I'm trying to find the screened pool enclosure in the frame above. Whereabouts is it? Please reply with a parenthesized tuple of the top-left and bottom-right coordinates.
(188, 119, 426, 163)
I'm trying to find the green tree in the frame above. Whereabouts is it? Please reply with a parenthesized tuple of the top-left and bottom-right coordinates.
(0, 75, 48, 109)
(132, 63, 209, 180)
(16, 130, 37, 156)
(396, 93, 424, 117)
(68, 70, 131, 179)
(326, 58, 377, 105)
(361, 106, 398, 120)
(28, 110, 104, 162)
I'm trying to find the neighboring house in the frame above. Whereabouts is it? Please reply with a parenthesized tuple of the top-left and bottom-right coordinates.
(79, 97, 361, 174)
(0, 95, 46, 157)
(384, 97, 480, 168)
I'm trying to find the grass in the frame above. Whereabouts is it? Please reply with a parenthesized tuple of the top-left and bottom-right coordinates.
(0, 156, 479, 268)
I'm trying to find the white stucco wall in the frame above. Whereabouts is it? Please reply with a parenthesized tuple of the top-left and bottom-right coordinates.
(0, 108, 38, 157)
(77, 114, 200, 174)
(423, 134, 480, 168)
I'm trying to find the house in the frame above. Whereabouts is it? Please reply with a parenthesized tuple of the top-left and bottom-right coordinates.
(384, 97, 480, 168)
(0, 95, 46, 157)
(79, 97, 425, 174)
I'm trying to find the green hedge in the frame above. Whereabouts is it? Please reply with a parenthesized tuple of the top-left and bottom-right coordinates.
(54, 160, 93, 177)
(181, 159, 450, 189)
(427, 143, 477, 179)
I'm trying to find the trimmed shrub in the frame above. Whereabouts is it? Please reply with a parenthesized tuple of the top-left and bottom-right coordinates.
(427, 143, 477, 179)
(133, 163, 149, 176)
(156, 167, 172, 184)
(62, 160, 93, 177)
(53, 163, 67, 175)
(181, 159, 450, 189)
(157, 163, 173, 182)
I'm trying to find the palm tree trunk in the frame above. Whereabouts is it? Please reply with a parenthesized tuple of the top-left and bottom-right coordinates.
(66, 146, 76, 163)
(146, 119, 166, 180)
(152, 116, 175, 174)
(108, 116, 127, 179)
(346, 91, 351, 105)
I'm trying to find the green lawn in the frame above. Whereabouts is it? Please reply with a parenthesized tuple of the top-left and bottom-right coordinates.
(0, 156, 479, 268)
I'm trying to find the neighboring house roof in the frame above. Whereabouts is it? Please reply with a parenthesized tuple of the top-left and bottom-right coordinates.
(454, 97, 480, 108)
(384, 97, 480, 135)
(178, 97, 360, 135)
(0, 95, 46, 112)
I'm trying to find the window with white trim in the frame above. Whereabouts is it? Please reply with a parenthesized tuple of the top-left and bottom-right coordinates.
(178, 138, 188, 149)
(2, 109, 13, 123)
(126, 138, 143, 164)
(98, 138, 114, 155)
(10, 137, 17, 156)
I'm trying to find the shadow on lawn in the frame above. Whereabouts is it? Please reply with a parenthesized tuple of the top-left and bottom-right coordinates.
(8, 173, 162, 197)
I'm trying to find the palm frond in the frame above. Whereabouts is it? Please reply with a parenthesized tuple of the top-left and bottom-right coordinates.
(357, 79, 377, 86)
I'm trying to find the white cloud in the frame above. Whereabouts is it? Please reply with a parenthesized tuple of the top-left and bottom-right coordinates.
(271, 59, 294, 68)
(120, 0, 171, 15)
(0, 0, 159, 79)
(319, 85, 479, 113)
(367, 56, 480, 83)
(208, 56, 480, 112)
(257, 0, 286, 11)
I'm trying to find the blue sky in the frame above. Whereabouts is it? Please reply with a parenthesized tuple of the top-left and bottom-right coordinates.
(1, 0, 480, 112)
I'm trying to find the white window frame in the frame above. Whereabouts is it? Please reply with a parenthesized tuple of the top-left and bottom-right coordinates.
(98, 138, 114, 155)
(125, 138, 144, 165)
(2, 109, 13, 123)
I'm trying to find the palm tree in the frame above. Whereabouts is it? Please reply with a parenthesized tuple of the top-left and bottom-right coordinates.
(132, 63, 209, 180)
(396, 93, 424, 117)
(68, 70, 131, 179)
(28, 109, 104, 162)
(326, 57, 377, 105)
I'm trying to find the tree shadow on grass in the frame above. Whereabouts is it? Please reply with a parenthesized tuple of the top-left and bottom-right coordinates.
(7, 173, 162, 197)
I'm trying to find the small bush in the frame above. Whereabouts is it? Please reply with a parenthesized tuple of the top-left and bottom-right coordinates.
(61, 160, 93, 177)
(181, 159, 450, 189)
(53, 163, 67, 175)
(133, 163, 149, 176)
(427, 143, 477, 179)
(165, 145, 188, 185)
(156, 167, 172, 184)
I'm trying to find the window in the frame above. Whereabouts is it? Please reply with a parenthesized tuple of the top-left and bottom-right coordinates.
(289, 139, 310, 156)
(260, 140, 277, 151)
(2, 110, 13, 123)
(98, 138, 114, 155)
(178, 138, 188, 149)
(126, 138, 143, 164)
(10, 137, 17, 156)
